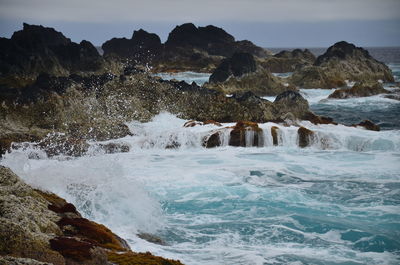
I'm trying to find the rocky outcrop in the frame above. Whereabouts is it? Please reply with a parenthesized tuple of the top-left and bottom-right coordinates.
(164, 23, 268, 58)
(290, 41, 394, 89)
(209, 52, 257, 83)
(261, 49, 316, 73)
(0, 23, 105, 89)
(102, 29, 162, 64)
(0, 166, 183, 265)
(206, 53, 294, 96)
(328, 81, 389, 99)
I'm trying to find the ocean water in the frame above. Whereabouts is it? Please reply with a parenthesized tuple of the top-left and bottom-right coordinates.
(1, 52, 400, 265)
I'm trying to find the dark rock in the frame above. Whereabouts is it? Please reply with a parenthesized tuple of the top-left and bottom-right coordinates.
(328, 81, 389, 99)
(209, 52, 256, 83)
(37, 134, 89, 157)
(203, 132, 221, 148)
(298, 127, 314, 148)
(102, 29, 162, 64)
(302, 112, 337, 125)
(290, 41, 394, 89)
(228, 121, 263, 147)
(355, 120, 380, 131)
(97, 142, 130, 154)
(0, 23, 105, 89)
(271, 126, 279, 146)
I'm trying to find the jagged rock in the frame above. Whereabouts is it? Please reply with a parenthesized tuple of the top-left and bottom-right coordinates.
(229, 121, 263, 147)
(102, 29, 162, 64)
(209, 52, 257, 83)
(261, 49, 316, 73)
(0, 23, 105, 89)
(165, 23, 268, 58)
(0, 166, 184, 265)
(298, 127, 314, 148)
(290, 41, 394, 89)
(328, 81, 389, 99)
(137, 233, 167, 246)
(355, 120, 380, 131)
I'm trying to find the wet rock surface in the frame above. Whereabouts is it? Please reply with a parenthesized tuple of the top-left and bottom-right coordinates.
(0, 166, 184, 265)
(328, 81, 389, 99)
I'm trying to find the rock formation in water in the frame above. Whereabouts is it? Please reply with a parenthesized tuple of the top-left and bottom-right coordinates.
(0, 23, 105, 89)
(0, 166, 183, 265)
(328, 81, 389, 99)
(290, 41, 394, 89)
(102, 23, 270, 72)
(260, 49, 316, 73)
(206, 52, 295, 96)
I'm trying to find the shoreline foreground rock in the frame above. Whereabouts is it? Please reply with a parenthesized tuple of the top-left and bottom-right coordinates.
(0, 166, 183, 265)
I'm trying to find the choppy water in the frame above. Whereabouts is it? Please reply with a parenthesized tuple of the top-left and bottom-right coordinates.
(1, 59, 400, 265)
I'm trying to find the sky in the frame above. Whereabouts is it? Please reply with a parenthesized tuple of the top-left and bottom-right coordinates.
(0, 0, 399, 48)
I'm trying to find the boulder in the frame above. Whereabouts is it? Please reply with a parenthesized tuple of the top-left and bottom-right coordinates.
(0, 166, 184, 265)
(298, 127, 314, 148)
(203, 131, 221, 148)
(271, 126, 280, 146)
(273, 90, 310, 119)
(328, 81, 389, 99)
(289, 65, 346, 89)
(228, 121, 263, 147)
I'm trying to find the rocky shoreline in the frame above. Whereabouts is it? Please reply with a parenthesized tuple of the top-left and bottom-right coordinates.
(0, 166, 183, 265)
(0, 22, 396, 263)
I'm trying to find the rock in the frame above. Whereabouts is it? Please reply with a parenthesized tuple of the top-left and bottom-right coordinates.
(355, 120, 380, 131)
(273, 90, 310, 119)
(271, 126, 280, 146)
(301, 112, 337, 125)
(209, 52, 257, 83)
(96, 142, 130, 154)
(203, 131, 221, 148)
(137, 233, 167, 246)
(289, 65, 346, 89)
(0, 166, 184, 265)
(0, 256, 53, 265)
(37, 133, 90, 157)
(261, 49, 316, 73)
(229, 121, 263, 147)
(0, 23, 105, 89)
(102, 29, 162, 64)
(290, 41, 394, 89)
(298, 127, 314, 148)
(328, 81, 389, 99)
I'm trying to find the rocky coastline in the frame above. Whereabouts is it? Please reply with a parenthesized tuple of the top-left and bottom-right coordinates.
(0, 22, 395, 263)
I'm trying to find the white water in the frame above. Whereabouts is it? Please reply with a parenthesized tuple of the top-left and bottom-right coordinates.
(1, 113, 400, 265)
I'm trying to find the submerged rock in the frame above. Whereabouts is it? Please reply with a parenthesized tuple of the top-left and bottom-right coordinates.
(355, 120, 380, 131)
(328, 81, 389, 99)
(0, 166, 184, 265)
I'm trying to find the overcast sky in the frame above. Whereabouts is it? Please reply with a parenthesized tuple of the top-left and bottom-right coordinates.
(1, 0, 399, 47)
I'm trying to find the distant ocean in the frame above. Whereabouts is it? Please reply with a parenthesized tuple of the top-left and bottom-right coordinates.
(269, 47, 400, 63)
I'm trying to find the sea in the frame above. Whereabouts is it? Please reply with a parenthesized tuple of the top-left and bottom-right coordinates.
(1, 47, 400, 265)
